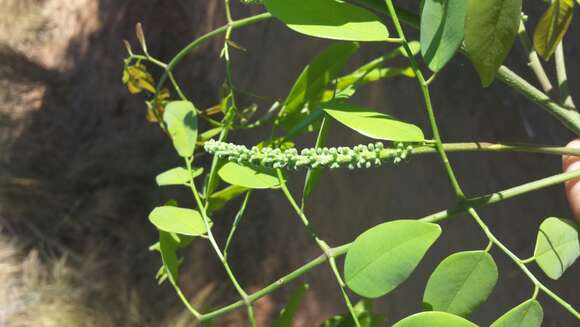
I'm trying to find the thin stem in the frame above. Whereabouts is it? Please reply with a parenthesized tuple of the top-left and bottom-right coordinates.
(467, 208, 579, 319)
(199, 244, 350, 321)
(519, 256, 535, 264)
(422, 169, 580, 223)
(224, 190, 252, 258)
(555, 42, 576, 110)
(496, 66, 580, 135)
(171, 280, 202, 319)
(199, 168, 580, 321)
(185, 157, 257, 323)
(416, 142, 580, 157)
(517, 21, 555, 97)
(383, 0, 465, 199)
(276, 170, 361, 327)
(154, 13, 272, 100)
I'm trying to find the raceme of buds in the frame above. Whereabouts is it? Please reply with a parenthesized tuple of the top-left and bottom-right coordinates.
(204, 139, 414, 170)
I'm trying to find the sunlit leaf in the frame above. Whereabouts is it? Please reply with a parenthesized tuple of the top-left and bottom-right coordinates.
(392, 311, 477, 327)
(344, 220, 441, 298)
(464, 0, 522, 86)
(533, 0, 575, 60)
(490, 300, 543, 327)
(263, 0, 389, 41)
(218, 162, 281, 189)
(164, 101, 198, 158)
(208, 185, 249, 213)
(323, 101, 424, 142)
(156, 167, 203, 186)
(277, 42, 358, 130)
(533, 217, 579, 279)
(420, 0, 468, 72)
(149, 206, 209, 236)
(423, 251, 498, 317)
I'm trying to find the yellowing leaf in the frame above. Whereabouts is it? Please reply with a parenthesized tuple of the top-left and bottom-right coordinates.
(146, 88, 171, 123)
(533, 0, 575, 60)
(123, 63, 156, 94)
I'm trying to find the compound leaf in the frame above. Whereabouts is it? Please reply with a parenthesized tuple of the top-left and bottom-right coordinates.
(344, 220, 441, 298)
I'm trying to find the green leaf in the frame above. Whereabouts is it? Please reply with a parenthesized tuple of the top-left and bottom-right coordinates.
(392, 311, 477, 327)
(336, 67, 415, 91)
(423, 251, 498, 317)
(158, 231, 180, 282)
(274, 284, 309, 327)
(154, 231, 193, 284)
(344, 220, 441, 298)
(208, 185, 249, 213)
(199, 127, 223, 142)
(420, 0, 469, 72)
(263, 0, 389, 41)
(149, 206, 210, 236)
(156, 167, 203, 186)
(533, 0, 575, 60)
(464, 0, 522, 86)
(163, 101, 198, 158)
(323, 101, 424, 142)
(218, 162, 281, 189)
(277, 42, 358, 130)
(533, 217, 579, 279)
(318, 300, 384, 327)
(490, 300, 543, 327)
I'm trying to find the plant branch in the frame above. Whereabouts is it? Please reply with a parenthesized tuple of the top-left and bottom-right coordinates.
(199, 168, 580, 321)
(517, 21, 555, 97)
(383, 0, 465, 199)
(354, 2, 580, 135)
(555, 42, 576, 110)
(154, 13, 272, 100)
(185, 157, 255, 324)
(224, 190, 252, 258)
(276, 169, 362, 327)
(496, 65, 580, 135)
(467, 208, 579, 319)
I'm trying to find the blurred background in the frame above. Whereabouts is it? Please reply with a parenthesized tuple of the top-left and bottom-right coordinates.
(0, 0, 578, 326)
